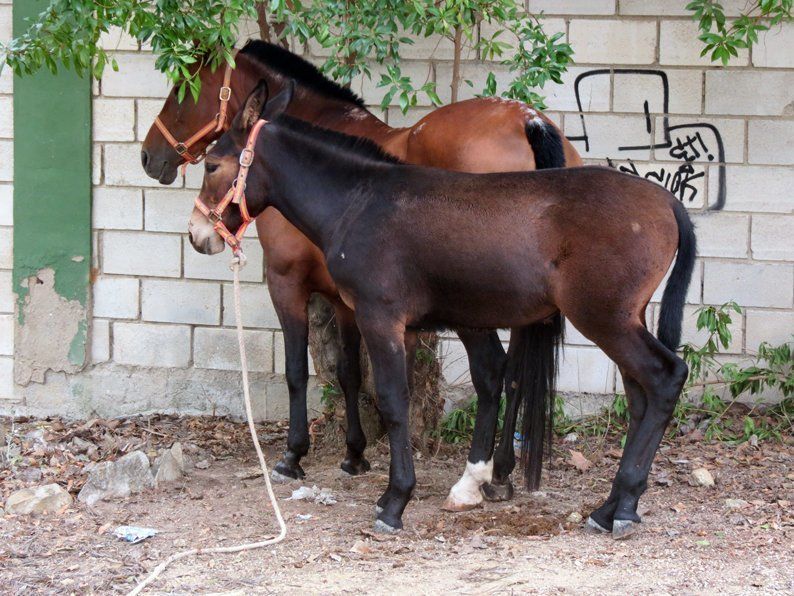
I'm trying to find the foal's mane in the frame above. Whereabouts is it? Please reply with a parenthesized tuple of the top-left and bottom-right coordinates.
(277, 115, 404, 165)
(240, 40, 365, 108)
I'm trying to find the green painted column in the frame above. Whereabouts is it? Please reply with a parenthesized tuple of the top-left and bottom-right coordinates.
(12, 0, 92, 384)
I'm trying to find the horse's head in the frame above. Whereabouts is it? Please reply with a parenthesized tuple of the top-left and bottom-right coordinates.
(189, 79, 294, 255)
(141, 61, 235, 185)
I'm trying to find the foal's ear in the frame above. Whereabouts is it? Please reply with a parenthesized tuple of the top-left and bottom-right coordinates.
(261, 79, 295, 121)
(238, 80, 270, 131)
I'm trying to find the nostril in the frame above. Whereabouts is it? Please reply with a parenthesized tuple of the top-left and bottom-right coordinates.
(188, 230, 194, 244)
(141, 150, 149, 169)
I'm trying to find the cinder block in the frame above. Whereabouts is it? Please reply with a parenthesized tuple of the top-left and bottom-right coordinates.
(0, 184, 11, 226)
(221, 283, 281, 329)
(703, 262, 793, 308)
(92, 187, 143, 230)
(194, 327, 273, 372)
(705, 71, 794, 116)
(689, 213, 749, 258)
(557, 347, 615, 394)
(713, 166, 794, 213)
(0, 227, 11, 269)
(143, 189, 194, 233)
(142, 279, 220, 325)
(654, 117, 744, 164)
(661, 19, 749, 66)
(93, 276, 139, 319)
(567, 113, 653, 160)
(620, 0, 747, 16)
(745, 309, 794, 350)
(273, 330, 317, 376)
(101, 53, 171, 98)
(104, 143, 178, 188)
(98, 26, 139, 51)
(753, 23, 794, 68)
(93, 99, 135, 142)
(102, 231, 181, 277)
(183, 238, 264, 283)
(0, 95, 12, 138)
(0, 270, 12, 312)
(0, 64, 11, 94)
(751, 215, 794, 261)
(439, 339, 471, 385)
(613, 70, 702, 115)
(92, 144, 102, 186)
(529, 0, 615, 14)
(91, 319, 110, 363)
(748, 121, 794, 165)
(0, 5, 11, 40)
(0, 140, 12, 181)
(0, 312, 12, 355)
(113, 322, 191, 368)
(545, 66, 610, 113)
(0, 356, 14, 401)
(569, 19, 656, 64)
(136, 99, 164, 140)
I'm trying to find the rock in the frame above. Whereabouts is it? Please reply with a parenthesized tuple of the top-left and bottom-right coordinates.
(724, 498, 748, 509)
(153, 450, 182, 484)
(566, 511, 583, 524)
(690, 467, 715, 487)
(78, 451, 155, 506)
(170, 442, 186, 471)
(70, 437, 98, 459)
(5, 484, 72, 515)
(563, 432, 579, 443)
(195, 459, 210, 470)
(18, 467, 43, 483)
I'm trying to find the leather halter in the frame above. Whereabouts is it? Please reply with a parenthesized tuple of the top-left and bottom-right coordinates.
(154, 61, 235, 164)
(194, 119, 268, 255)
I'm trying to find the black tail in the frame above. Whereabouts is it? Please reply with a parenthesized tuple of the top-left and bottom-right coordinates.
(657, 200, 698, 351)
(525, 119, 566, 170)
(510, 314, 564, 491)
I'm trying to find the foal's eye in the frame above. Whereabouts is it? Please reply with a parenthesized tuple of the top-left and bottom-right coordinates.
(205, 162, 220, 174)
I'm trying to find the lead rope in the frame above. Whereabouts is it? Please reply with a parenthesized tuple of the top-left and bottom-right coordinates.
(128, 254, 287, 596)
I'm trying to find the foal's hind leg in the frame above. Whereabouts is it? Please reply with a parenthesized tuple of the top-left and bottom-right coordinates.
(334, 303, 370, 476)
(443, 330, 507, 511)
(587, 327, 688, 539)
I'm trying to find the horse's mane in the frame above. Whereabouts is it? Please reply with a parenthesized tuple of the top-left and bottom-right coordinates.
(240, 40, 365, 108)
(278, 115, 404, 165)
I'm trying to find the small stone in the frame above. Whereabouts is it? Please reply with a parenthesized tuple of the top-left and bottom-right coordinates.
(78, 451, 155, 506)
(566, 511, 583, 524)
(563, 432, 579, 443)
(153, 450, 183, 484)
(170, 443, 185, 472)
(690, 468, 715, 487)
(724, 498, 748, 509)
(195, 459, 210, 470)
(5, 484, 72, 515)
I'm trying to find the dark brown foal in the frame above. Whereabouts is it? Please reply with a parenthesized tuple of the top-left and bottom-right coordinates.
(190, 83, 696, 536)
(144, 41, 581, 490)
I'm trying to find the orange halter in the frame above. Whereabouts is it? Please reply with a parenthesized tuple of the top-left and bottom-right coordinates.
(154, 61, 235, 165)
(193, 119, 268, 256)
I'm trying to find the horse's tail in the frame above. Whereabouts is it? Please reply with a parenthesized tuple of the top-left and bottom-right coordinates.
(525, 117, 566, 170)
(657, 199, 698, 351)
(509, 314, 565, 491)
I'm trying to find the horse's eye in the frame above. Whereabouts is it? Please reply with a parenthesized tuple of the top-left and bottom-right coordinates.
(205, 162, 219, 174)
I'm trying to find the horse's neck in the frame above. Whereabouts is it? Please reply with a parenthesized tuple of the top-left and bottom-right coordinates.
(235, 54, 405, 150)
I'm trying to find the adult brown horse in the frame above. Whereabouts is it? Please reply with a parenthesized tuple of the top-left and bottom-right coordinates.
(189, 81, 696, 536)
(142, 40, 582, 501)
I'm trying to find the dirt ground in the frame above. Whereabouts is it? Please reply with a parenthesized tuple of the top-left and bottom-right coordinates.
(1, 415, 792, 595)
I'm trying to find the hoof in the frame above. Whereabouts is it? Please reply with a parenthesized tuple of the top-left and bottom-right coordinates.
(273, 460, 305, 481)
(585, 516, 610, 534)
(341, 457, 371, 476)
(373, 519, 401, 534)
(480, 480, 514, 502)
(270, 469, 297, 484)
(612, 519, 639, 540)
(441, 494, 482, 512)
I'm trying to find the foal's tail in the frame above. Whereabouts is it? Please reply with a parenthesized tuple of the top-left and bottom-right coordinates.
(657, 199, 698, 351)
(525, 118, 566, 170)
(510, 314, 565, 491)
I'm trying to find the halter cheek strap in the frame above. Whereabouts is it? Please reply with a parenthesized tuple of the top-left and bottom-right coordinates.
(154, 60, 235, 165)
(194, 119, 268, 256)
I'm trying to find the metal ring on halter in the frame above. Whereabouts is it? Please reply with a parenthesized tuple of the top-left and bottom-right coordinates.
(239, 148, 255, 167)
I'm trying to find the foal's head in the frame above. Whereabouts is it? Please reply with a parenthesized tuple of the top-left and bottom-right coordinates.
(188, 80, 293, 255)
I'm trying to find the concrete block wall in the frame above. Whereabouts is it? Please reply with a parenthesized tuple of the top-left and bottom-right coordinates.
(2, 3, 792, 416)
(0, 0, 13, 402)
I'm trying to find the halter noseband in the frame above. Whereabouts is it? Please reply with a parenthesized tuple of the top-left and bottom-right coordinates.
(154, 61, 235, 165)
(193, 118, 268, 256)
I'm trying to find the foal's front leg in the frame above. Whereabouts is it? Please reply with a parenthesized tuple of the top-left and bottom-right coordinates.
(357, 314, 415, 532)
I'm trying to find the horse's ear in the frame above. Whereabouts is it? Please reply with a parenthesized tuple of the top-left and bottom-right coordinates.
(262, 79, 294, 121)
(238, 79, 270, 131)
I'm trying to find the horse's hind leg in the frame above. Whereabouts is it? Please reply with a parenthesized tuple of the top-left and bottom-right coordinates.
(443, 330, 506, 511)
(588, 326, 688, 539)
(334, 303, 370, 476)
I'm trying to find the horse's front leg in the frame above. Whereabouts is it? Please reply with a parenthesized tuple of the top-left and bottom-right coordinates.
(443, 329, 507, 511)
(357, 313, 414, 532)
(267, 270, 312, 482)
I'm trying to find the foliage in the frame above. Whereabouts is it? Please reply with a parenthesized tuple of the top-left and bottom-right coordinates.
(438, 394, 506, 444)
(687, 0, 793, 64)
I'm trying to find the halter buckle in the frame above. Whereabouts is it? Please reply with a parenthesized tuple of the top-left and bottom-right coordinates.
(219, 86, 232, 102)
(207, 210, 222, 224)
(174, 142, 189, 155)
(239, 148, 255, 167)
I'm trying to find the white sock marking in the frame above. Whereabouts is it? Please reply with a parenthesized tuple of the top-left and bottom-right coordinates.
(447, 459, 493, 506)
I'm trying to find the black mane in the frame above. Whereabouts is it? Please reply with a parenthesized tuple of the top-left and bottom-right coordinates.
(277, 115, 404, 165)
(240, 40, 365, 108)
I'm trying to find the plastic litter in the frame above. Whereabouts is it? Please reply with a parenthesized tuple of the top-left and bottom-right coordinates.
(113, 526, 159, 544)
(287, 485, 337, 506)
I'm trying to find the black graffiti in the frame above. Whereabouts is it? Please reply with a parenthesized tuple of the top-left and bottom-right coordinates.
(567, 69, 727, 210)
